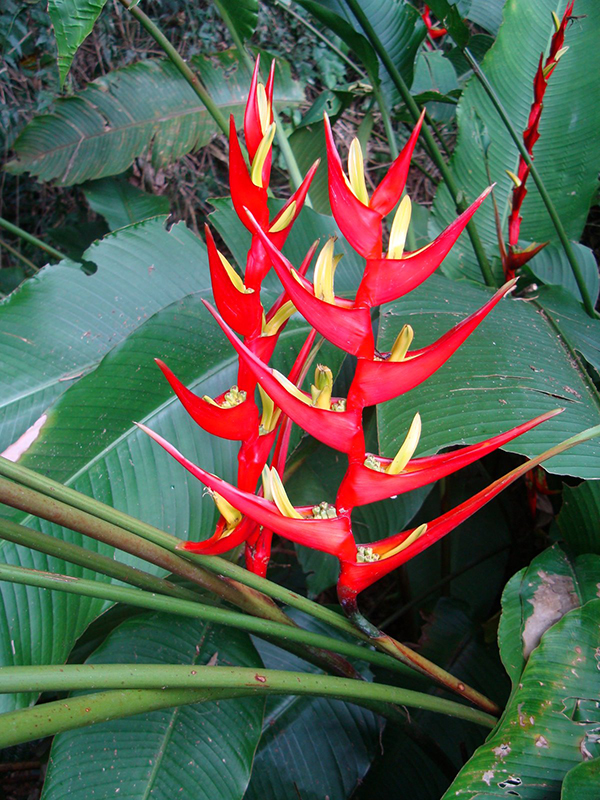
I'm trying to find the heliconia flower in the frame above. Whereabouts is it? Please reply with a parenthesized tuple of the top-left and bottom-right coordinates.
(154, 359, 259, 442)
(421, 5, 448, 40)
(203, 300, 366, 459)
(246, 212, 375, 358)
(354, 186, 493, 307)
(336, 408, 563, 509)
(347, 279, 517, 409)
(503, 3, 573, 279)
(136, 421, 356, 558)
(244, 56, 276, 180)
(324, 111, 425, 259)
(205, 225, 263, 338)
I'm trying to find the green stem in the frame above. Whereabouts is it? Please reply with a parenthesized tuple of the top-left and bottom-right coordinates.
(0, 458, 496, 708)
(0, 237, 39, 271)
(0, 475, 361, 680)
(342, 0, 497, 288)
(0, 217, 66, 262)
(0, 561, 417, 681)
(462, 47, 596, 317)
(118, 0, 229, 136)
(0, 665, 496, 748)
(0, 518, 202, 603)
(213, 0, 308, 198)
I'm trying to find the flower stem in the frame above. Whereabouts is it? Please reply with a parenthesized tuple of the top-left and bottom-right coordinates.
(118, 0, 229, 136)
(0, 237, 39, 272)
(0, 457, 498, 708)
(0, 518, 201, 602)
(342, 0, 497, 288)
(0, 664, 497, 748)
(0, 561, 419, 681)
(462, 47, 597, 317)
(0, 217, 66, 262)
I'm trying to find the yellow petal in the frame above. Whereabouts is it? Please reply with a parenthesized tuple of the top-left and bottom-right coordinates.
(202, 395, 220, 407)
(251, 122, 276, 188)
(554, 45, 569, 62)
(211, 491, 242, 528)
(389, 324, 414, 363)
(258, 384, 276, 432)
(388, 195, 412, 259)
(273, 369, 312, 405)
(257, 82, 270, 134)
(506, 170, 522, 188)
(261, 465, 273, 501)
(382, 523, 428, 560)
(270, 468, 304, 519)
(313, 238, 338, 303)
(551, 10, 561, 32)
(218, 251, 253, 294)
(348, 138, 369, 205)
(269, 200, 297, 233)
(312, 364, 333, 409)
(387, 413, 422, 475)
(263, 300, 297, 336)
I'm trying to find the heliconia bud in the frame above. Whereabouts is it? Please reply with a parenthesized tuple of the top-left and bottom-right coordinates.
(269, 200, 297, 233)
(389, 324, 414, 363)
(251, 122, 276, 187)
(347, 139, 369, 205)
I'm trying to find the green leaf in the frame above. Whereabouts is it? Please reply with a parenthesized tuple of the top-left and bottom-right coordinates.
(295, 0, 380, 82)
(217, 0, 258, 42)
(466, 0, 506, 35)
(444, 551, 600, 797)
(49, 0, 108, 85)
(431, 0, 600, 284)
(358, 598, 509, 798)
(0, 217, 208, 456)
(7, 51, 303, 185)
(411, 50, 460, 123)
(562, 757, 600, 799)
(245, 611, 380, 800)
(558, 481, 600, 555)
(534, 285, 600, 377)
(497, 544, 600, 685)
(425, 0, 471, 47)
(528, 243, 599, 306)
(0, 292, 319, 712)
(82, 177, 170, 231)
(298, 0, 426, 103)
(377, 274, 600, 480)
(42, 613, 264, 800)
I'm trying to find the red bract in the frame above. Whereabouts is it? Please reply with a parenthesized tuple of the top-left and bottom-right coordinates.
(503, 3, 574, 278)
(421, 5, 448, 42)
(139, 59, 565, 611)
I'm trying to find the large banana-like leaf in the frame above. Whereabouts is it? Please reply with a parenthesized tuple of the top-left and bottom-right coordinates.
(430, 0, 600, 285)
(0, 217, 208, 456)
(0, 290, 326, 713)
(82, 177, 170, 231)
(376, 274, 600, 479)
(48, 0, 109, 85)
(6, 51, 303, 185)
(442, 546, 600, 798)
(41, 614, 264, 800)
(216, 0, 258, 43)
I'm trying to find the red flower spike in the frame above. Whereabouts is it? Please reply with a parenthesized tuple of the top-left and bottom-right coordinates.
(205, 225, 263, 338)
(204, 300, 365, 457)
(336, 408, 563, 509)
(324, 112, 425, 259)
(324, 115, 383, 260)
(247, 212, 375, 357)
(348, 280, 516, 409)
(245, 527, 273, 577)
(369, 110, 425, 216)
(244, 56, 275, 161)
(338, 418, 590, 601)
(422, 5, 448, 40)
(185, 515, 257, 556)
(136, 422, 356, 558)
(154, 359, 259, 442)
(355, 186, 493, 308)
(229, 117, 269, 234)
